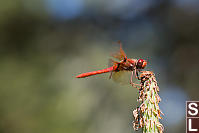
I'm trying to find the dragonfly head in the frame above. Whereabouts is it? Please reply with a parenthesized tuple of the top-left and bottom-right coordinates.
(137, 59, 147, 69)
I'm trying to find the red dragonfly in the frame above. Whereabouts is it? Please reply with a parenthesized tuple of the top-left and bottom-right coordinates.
(76, 41, 147, 85)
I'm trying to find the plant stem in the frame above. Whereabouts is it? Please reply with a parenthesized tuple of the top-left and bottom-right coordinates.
(133, 71, 164, 133)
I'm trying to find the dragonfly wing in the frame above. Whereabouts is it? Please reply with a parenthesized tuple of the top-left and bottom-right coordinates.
(112, 70, 132, 85)
(118, 41, 127, 59)
(111, 41, 127, 61)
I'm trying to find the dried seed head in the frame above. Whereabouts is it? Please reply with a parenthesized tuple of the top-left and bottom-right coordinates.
(132, 71, 164, 133)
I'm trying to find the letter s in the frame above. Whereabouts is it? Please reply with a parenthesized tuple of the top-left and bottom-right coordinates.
(188, 103, 198, 116)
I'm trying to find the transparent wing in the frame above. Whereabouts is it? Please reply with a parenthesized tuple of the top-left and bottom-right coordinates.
(111, 41, 127, 61)
(108, 58, 118, 68)
(112, 70, 132, 85)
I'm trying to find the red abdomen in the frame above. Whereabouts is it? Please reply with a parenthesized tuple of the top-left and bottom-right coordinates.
(76, 66, 116, 78)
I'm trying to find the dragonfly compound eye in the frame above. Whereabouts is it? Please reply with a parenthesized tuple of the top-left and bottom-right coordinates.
(137, 59, 147, 69)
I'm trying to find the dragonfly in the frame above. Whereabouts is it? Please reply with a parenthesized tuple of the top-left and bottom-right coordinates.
(76, 41, 147, 86)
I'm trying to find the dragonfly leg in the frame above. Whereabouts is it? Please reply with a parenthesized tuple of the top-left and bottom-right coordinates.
(135, 69, 141, 80)
(130, 71, 141, 89)
(131, 82, 141, 89)
(130, 71, 134, 83)
(109, 71, 113, 79)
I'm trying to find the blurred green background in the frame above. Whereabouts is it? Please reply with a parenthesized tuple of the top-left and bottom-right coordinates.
(0, 0, 199, 133)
